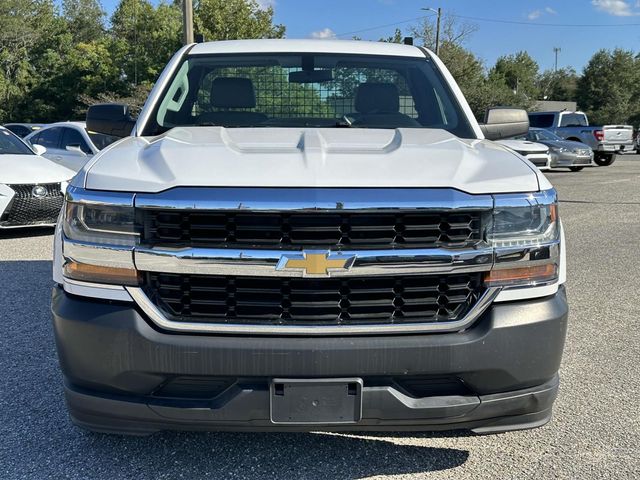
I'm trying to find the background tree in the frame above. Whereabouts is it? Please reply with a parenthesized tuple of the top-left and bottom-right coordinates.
(63, 0, 106, 43)
(536, 67, 579, 102)
(489, 51, 539, 110)
(194, 0, 285, 40)
(409, 14, 477, 52)
(577, 49, 640, 125)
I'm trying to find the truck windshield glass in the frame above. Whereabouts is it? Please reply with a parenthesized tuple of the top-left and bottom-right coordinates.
(0, 129, 34, 155)
(147, 53, 475, 138)
(530, 129, 561, 141)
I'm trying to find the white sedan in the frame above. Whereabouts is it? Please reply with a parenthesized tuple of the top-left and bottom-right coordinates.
(24, 121, 119, 172)
(0, 127, 74, 229)
(496, 139, 552, 170)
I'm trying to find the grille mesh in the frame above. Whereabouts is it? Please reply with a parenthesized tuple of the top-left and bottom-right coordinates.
(143, 210, 482, 250)
(144, 272, 483, 326)
(1, 183, 63, 226)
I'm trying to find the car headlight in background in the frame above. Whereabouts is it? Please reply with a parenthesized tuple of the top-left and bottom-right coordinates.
(61, 187, 139, 285)
(485, 189, 560, 288)
(551, 146, 569, 153)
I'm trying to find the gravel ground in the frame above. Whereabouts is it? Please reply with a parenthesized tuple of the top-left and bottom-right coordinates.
(1, 158, 639, 479)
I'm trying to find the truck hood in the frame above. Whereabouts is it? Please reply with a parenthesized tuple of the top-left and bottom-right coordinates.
(84, 127, 542, 194)
(0, 154, 75, 184)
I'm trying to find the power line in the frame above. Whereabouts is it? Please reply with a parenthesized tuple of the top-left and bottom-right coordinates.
(449, 13, 640, 28)
(336, 12, 640, 39)
(335, 14, 435, 38)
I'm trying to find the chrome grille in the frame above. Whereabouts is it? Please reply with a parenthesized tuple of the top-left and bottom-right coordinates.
(142, 210, 483, 250)
(1, 183, 63, 226)
(144, 272, 484, 325)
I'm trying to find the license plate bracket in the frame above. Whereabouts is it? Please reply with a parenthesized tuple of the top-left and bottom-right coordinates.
(270, 378, 363, 425)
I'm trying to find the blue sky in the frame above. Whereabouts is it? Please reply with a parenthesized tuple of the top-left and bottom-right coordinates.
(100, 0, 640, 72)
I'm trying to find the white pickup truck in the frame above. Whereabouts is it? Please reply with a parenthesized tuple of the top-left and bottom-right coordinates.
(528, 110, 634, 166)
(51, 40, 568, 435)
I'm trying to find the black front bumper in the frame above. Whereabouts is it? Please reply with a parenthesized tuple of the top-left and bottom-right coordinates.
(51, 285, 568, 434)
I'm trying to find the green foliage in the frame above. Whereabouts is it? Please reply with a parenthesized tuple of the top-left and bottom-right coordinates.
(63, 0, 106, 43)
(577, 49, 640, 125)
(194, 0, 285, 41)
(488, 51, 539, 111)
(0, 0, 285, 123)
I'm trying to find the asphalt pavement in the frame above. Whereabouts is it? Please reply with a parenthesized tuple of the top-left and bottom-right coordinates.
(1, 157, 639, 479)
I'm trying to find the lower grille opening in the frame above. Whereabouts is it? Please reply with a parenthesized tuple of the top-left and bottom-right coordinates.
(149, 376, 473, 400)
(143, 272, 484, 326)
(392, 376, 473, 398)
(153, 376, 236, 399)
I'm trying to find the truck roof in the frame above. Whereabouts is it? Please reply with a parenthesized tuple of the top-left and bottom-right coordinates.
(529, 111, 585, 115)
(189, 39, 427, 58)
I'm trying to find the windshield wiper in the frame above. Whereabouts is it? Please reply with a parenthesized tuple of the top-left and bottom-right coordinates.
(334, 115, 354, 128)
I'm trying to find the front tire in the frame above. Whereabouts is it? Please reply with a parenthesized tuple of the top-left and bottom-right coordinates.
(594, 154, 615, 166)
(569, 166, 584, 172)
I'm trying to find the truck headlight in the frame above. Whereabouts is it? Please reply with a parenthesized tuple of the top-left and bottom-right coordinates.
(63, 201, 138, 246)
(486, 190, 560, 287)
(61, 187, 139, 285)
(488, 202, 557, 248)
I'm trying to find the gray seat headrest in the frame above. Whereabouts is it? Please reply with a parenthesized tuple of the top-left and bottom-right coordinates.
(211, 77, 257, 109)
(354, 83, 400, 114)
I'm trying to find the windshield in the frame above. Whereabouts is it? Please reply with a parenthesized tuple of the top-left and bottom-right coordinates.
(0, 129, 35, 155)
(144, 53, 475, 138)
(87, 130, 120, 150)
(530, 129, 561, 142)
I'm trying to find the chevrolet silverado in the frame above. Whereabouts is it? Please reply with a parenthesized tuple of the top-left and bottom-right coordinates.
(51, 39, 568, 435)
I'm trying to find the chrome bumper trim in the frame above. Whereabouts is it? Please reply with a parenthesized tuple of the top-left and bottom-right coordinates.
(62, 278, 132, 302)
(125, 286, 502, 336)
(134, 187, 494, 212)
(134, 246, 494, 277)
(63, 239, 134, 270)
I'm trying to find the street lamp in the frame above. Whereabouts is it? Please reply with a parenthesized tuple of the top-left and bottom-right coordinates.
(421, 7, 442, 55)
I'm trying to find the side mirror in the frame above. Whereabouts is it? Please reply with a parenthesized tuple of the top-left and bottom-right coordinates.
(86, 103, 136, 137)
(32, 144, 47, 156)
(65, 144, 87, 156)
(479, 107, 529, 141)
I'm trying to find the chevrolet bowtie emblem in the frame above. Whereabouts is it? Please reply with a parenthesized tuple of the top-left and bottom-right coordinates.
(277, 251, 355, 276)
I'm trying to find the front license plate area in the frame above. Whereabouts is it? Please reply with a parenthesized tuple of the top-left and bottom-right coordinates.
(270, 378, 363, 425)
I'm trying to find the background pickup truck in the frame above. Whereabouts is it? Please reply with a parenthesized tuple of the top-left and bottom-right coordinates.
(528, 111, 634, 166)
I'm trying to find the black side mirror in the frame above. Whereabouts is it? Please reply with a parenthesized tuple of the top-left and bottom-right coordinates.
(86, 103, 136, 137)
(480, 107, 529, 141)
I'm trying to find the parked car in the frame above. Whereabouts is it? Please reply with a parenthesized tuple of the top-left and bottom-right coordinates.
(51, 39, 567, 435)
(635, 128, 640, 154)
(0, 127, 73, 229)
(496, 138, 551, 170)
(24, 121, 120, 172)
(3, 123, 45, 138)
(528, 111, 633, 166)
(522, 128, 593, 171)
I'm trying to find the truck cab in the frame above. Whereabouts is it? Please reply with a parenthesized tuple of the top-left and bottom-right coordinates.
(51, 40, 567, 435)
(528, 110, 634, 166)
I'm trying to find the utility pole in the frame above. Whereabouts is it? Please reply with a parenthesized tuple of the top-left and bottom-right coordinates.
(182, 0, 194, 45)
(421, 6, 442, 55)
(553, 47, 561, 72)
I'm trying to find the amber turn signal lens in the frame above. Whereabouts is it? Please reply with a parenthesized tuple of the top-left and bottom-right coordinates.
(485, 264, 557, 286)
(64, 261, 140, 286)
